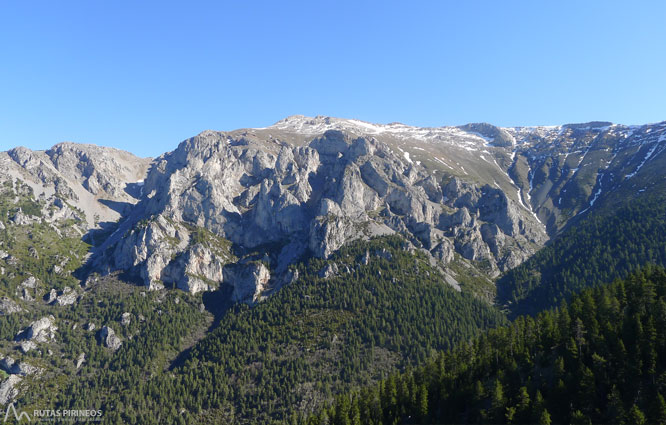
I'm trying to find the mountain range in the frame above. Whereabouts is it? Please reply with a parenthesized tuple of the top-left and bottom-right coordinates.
(3, 116, 666, 298)
(1, 115, 665, 423)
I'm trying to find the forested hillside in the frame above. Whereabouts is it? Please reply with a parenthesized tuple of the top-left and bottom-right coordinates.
(497, 193, 666, 317)
(314, 267, 666, 425)
(47, 236, 506, 424)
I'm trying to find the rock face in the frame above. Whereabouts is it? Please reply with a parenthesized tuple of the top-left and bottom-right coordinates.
(98, 124, 547, 292)
(45, 142, 148, 201)
(99, 326, 122, 351)
(223, 262, 271, 304)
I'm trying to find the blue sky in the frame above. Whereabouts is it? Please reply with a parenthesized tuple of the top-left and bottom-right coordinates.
(1, 1, 665, 157)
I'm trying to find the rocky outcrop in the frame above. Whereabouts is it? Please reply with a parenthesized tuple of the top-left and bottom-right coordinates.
(19, 276, 38, 289)
(0, 374, 21, 405)
(0, 297, 23, 315)
(0, 357, 39, 376)
(318, 263, 338, 279)
(431, 239, 455, 265)
(99, 326, 122, 351)
(11, 208, 40, 226)
(109, 215, 189, 290)
(54, 287, 77, 306)
(460, 123, 515, 147)
(19, 341, 36, 353)
(223, 262, 271, 304)
(172, 244, 227, 294)
(19, 316, 57, 343)
(76, 352, 86, 369)
(44, 289, 57, 304)
(107, 215, 232, 293)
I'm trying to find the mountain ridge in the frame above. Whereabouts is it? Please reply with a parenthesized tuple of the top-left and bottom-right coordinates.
(1, 116, 665, 304)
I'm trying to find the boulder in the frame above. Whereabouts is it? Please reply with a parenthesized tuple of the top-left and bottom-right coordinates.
(55, 287, 77, 306)
(44, 289, 58, 304)
(19, 316, 57, 343)
(76, 352, 86, 369)
(99, 326, 122, 351)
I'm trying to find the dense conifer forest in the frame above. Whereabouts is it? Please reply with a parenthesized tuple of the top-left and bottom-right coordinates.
(498, 193, 666, 317)
(313, 267, 666, 425)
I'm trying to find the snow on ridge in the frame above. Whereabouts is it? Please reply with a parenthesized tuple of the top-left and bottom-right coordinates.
(267, 117, 664, 157)
(269, 116, 501, 147)
(267, 117, 663, 142)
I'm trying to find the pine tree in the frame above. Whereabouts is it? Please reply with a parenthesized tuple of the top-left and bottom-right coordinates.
(605, 385, 625, 424)
(650, 393, 666, 425)
(417, 384, 428, 423)
(571, 409, 591, 425)
(627, 404, 647, 425)
(538, 408, 552, 425)
(490, 379, 505, 423)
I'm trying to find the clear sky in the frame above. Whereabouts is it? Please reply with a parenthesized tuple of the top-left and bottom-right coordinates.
(1, 1, 665, 157)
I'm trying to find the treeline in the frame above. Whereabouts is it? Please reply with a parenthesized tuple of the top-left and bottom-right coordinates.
(312, 266, 666, 425)
(497, 193, 666, 317)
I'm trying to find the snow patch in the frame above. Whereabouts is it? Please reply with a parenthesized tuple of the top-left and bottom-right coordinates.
(625, 142, 661, 179)
(433, 157, 453, 169)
